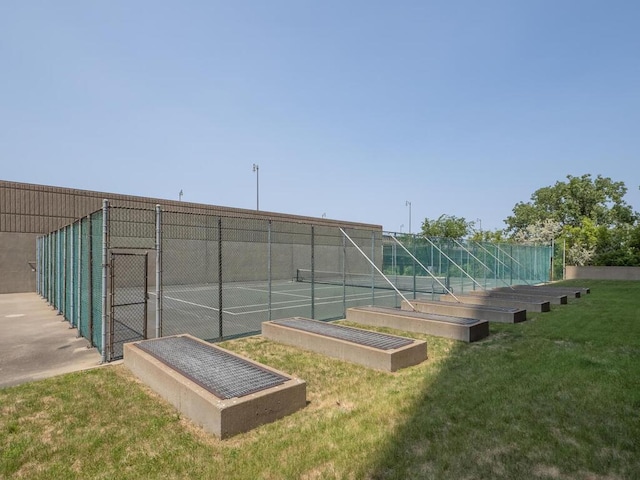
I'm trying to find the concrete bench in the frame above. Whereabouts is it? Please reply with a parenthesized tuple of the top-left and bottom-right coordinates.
(466, 289, 568, 305)
(262, 317, 426, 372)
(442, 293, 551, 313)
(124, 334, 306, 439)
(499, 285, 587, 298)
(401, 299, 526, 323)
(346, 306, 489, 343)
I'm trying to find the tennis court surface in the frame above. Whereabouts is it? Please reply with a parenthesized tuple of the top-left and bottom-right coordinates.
(152, 278, 403, 341)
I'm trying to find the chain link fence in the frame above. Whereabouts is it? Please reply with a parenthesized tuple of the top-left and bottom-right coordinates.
(383, 233, 554, 297)
(38, 209, 104, 355)
(38, 204, 554, 362)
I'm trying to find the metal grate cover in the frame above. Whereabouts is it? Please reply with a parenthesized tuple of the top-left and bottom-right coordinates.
(272, 317, 413, 351)
(362, 307, 480, 325)
(135, 336, 288, 399)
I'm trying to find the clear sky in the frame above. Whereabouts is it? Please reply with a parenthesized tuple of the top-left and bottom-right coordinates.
(2, 1, 639, 233)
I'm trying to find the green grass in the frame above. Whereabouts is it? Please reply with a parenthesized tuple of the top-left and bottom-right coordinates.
(1, 280, 639, 479)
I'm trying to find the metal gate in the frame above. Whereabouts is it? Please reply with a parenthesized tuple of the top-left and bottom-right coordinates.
(109, 252, 148, 361)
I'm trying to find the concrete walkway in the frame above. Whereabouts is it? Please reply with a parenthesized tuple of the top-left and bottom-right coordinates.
(0, 292, 103, 389)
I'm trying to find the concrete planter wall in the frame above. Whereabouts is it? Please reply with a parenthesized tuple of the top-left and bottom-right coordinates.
(565, 266, 640, 280)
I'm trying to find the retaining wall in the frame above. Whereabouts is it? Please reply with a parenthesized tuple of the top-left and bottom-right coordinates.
(565, 266, 640, 281)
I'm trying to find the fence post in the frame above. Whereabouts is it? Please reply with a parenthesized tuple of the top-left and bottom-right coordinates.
(101, 199, 109, 364)
(311, 225, 315, 319)
(155, 205, 163, 339)
(342, 232, 346, 318)
(371, 231, 375, 305)
(48, 235, 52, 300)
(36, 237, 41, 296)
(218, 217, 223, 340)
(268, 220, 272, 321)
(87, 217, 94, 346)
(70, 225, 74, 327)
(77, 221, 82, 336)
(57, 230, 62, 314)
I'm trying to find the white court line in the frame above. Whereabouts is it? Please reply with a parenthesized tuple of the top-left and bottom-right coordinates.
(230, 291, 399, 316)
(151, 286, 398, 317)
(148, 293, 239, 316)
(235, 286, 310, 299)
(223, 290, 380, 312)
(234, 282, 365, 298)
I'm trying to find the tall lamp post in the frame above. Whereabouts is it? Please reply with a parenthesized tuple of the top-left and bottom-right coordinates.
(405, 200, 412, 235)
(252, 164, 259, 211)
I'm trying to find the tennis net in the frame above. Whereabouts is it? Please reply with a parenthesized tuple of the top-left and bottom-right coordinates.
(295, 269, 446, 293)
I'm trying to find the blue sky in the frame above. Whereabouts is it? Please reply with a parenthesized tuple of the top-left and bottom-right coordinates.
(2, 1, 639, 233)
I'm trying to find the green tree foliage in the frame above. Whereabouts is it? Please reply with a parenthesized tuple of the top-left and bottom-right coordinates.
(506, 174, 636, 234)
(420, 215, 471, 239)
(468, 229, 506, 243)
(506, 174, 640, 266)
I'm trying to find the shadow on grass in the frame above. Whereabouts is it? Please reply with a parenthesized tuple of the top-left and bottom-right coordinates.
(361, 281, 640, 479)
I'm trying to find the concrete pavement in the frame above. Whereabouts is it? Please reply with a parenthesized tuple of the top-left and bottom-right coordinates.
(0, 292, 103, 389)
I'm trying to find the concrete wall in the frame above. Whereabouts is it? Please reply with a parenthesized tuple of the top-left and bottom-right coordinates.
(0, 232, 39, 293)
(0, 180, 382, 293)
(565, 266, 640, 281)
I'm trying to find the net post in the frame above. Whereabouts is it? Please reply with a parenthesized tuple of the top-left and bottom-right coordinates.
(155, 205, 163, 339)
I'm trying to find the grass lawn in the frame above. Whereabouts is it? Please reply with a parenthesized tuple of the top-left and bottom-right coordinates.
(1, 280, 639, 479)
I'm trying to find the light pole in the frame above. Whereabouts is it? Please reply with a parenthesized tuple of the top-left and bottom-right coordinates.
(405, 201, 412, 235)
(252, 164, 259, 211)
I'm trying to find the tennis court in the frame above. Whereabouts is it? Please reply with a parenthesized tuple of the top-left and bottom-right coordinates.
(152, 278, 402, 341)
(37, 204, 553, 362)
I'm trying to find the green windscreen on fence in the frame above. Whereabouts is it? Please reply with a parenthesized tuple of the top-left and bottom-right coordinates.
(90, 210, 103, 352)
(79, 217, 90, 343)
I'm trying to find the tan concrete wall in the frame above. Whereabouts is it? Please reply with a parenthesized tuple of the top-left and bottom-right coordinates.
(0, 180, 382, 293)
(0, 232, 39, 293)
(565, 266, 640, 280)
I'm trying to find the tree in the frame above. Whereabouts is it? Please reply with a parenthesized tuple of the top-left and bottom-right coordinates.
(506, 174, 637, 235)
(421, 215, 471, 239)
(511, 219, 563, 244)
(469, 229, 506, 243)
(505, 173, 640, 266)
